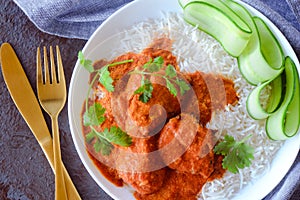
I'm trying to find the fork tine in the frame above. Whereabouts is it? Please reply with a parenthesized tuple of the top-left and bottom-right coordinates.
(36, 47, 43, 84)
(43, 46, 50, 84)
(56, 46, 65, 84)
(49, 46, 57, 84)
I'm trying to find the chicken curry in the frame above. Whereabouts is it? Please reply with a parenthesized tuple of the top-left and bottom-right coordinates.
(82, 37, 238, 199)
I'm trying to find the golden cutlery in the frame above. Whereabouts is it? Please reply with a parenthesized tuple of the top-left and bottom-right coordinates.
(36, 46, 68, 200)
(0, 43, 81, 200)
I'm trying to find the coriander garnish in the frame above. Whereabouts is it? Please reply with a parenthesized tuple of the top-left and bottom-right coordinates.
(78, 51, 133, 156)
(78, 51, 133, 92)
(130, 56, 190, 103)
(78, 51, 94, 72)
(214, 134, 255, 174)
(78, 52, 191, 155)
(85, 125, 132, 156)
(134, 78, 153, 103)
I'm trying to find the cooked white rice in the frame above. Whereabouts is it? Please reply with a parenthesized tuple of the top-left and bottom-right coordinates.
(95, 12, 283, 199)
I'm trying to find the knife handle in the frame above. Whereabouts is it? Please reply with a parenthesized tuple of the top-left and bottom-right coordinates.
(41, 137, 82, 200)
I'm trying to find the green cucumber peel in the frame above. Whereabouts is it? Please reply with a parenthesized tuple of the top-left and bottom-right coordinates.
(183, 0, 252, 57)
(246, 74, 283, 120)
(238, 17, 284, 85)
(221, 0, 284, 85)
(266, 57, 300, 140)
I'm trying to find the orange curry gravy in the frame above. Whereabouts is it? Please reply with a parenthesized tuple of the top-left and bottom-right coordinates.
(82, 37, 239, 200)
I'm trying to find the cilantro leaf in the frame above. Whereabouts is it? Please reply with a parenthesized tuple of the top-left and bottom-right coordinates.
(85, 131, 97, 143)
(83, 102, 106, 126)
(94, 136, 114, 156)
(166, 64, 177, 78)
(134, 79, 153, 103)
(222, 148, 240, 173)
(143, 57, 163, 72)
(166, 79, 177, 96)
(213, 135, 235, 155)
(176, 78, 191, 95)
(142, 58, 153, 69)
(85, 130, 113, 155)
(85, 126, 132, 156)
(214, 134, 254, 174)
(142, 57, 164, 72)
(147, 63, 162, 72)
(93, 139, 102, 153)
(131, 56, 191, 102)
(153, 56, 164, 65)
(236, 143, 254, 167)
(78, 51, 94, 72)
(79, 49, 132, 92)
(99, 66, 114, 92)
(102, 126, 132, 147)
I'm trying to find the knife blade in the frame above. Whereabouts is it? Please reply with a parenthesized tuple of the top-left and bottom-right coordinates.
(0, 43, 81, 200)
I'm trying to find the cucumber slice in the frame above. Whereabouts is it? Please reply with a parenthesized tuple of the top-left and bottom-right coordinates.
(266, 57, 300, 140)
(221, 0, 284, 85)
(246, 74, 283, 120)
(178, 0, 190, 8)
(182, 0, 251, 32)
(183, 1, 252, 57)
(266, 75, 284, 113)
(254, 17, 284, 70)
(238, 17, 284, 85)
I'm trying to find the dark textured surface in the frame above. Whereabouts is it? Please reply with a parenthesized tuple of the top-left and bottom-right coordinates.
(0, 0, 112, 199)
(0, 0, 300, 200)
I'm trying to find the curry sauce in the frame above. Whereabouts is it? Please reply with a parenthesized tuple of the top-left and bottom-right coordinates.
(82, 37, 238, 199)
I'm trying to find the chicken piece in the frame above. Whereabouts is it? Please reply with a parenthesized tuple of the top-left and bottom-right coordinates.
(116, 136, 166, 195)
(119, 169, 166, 195)
(127, 82, 181, 137)
(108, 52, 149, 83)
(87, 78, 167, 195)
(91, 52, 151, 130)
(134, 168, 208, 200)
(111, 68, 181, 138)
(87, 151, 124, 187)
(92, 52, 150, 98)
(158, 114, 215, 178)
(207, 154, 226, 181)
(183, 71, 238, 125)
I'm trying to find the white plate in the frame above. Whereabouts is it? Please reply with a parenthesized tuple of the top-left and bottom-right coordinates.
(68, 0, 300, 199)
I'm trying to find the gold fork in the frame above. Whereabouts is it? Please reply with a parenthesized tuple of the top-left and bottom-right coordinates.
(37, 46, 68, 200)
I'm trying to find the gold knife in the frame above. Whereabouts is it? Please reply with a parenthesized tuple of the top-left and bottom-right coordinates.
(0, 43, 81, 200)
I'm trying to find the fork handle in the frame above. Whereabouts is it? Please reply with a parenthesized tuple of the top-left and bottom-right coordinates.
(41, 132, 82, 200)
(52, 115, 68, 200)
